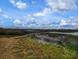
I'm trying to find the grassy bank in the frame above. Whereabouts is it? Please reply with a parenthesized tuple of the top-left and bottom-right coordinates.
(0, 35, 77, 59)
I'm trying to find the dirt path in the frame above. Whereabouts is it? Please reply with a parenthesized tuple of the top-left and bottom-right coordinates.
(0, 37, 20, 59)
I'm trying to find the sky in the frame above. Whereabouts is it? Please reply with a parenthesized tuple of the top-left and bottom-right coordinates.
(0, 0, 78, 29)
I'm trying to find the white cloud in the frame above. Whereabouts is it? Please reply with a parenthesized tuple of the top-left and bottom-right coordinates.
(60, 19, 68, 26)
(10, 0, 27, 10)
(0, 8, 12, 19)
(11, 15, 77, 29)
(10, 0, 16, 4)
(46, 0, 76, 11)
(13, 19, 28, 28)
(33, 8, 52, 16)
(13, 19, 22, 25)
(16, 1, 27, 9)
(33, 12, 44, 16)
(14, 14, 54, 29)
(59, 17, 77, 27)
(2, 14, 10, 18)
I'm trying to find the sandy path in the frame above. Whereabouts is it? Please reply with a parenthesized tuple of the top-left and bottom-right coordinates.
(0, 37, 20, 59)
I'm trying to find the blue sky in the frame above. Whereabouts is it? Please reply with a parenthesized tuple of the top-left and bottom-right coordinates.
(0, 0, 78, 29)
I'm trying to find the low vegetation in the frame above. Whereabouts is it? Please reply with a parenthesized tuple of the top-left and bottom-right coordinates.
(0, 34, 77, 59)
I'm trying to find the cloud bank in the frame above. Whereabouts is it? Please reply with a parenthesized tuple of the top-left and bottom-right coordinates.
(10, 0, 27, 10)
